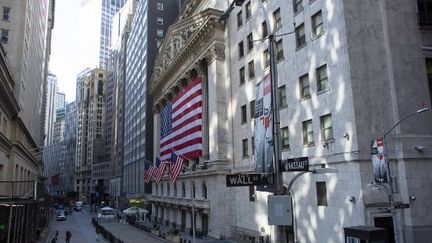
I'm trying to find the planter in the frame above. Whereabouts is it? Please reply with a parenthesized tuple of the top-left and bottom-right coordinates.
(151, 229, 160, 236)
(168, 234, 181, 243)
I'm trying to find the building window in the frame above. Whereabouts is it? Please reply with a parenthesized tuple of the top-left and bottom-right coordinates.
(249, 186, 256, 202)
(157, 29, 164, 38)
(202, 182, 207, 199)
(273, 8, 281, 31)
(245, 1, 252, 20)
(174, 183, 177, 197)
(241, 105, 247, 124)
(317, 64, 329, 92)
(1, 28, 9, 43)
(2, 7, 10, 21)
(300, 74, 310, 99)
(281, 126, 290, 150)
(182, 182, 186, 197)
(262, 21, 268, 38)
(278, 85, 287, 108)
(321, 114, 333, 141)
(276, 39, 284, 61)
(312, 11, 324, 38)
(167, 183, 170, 196)
(263, 49, 270, 69)
(161, 183, 164, 195)
(425, 58, 432, 105)
(251, 136, 255, 154)
(238, 41, 244, 59)
(303, 119, 314, 145)
(157, 17, 164, 25)
(237, 11, 243, 27)
(295, 24, 306, 48)
(418, 0, 432, 25)
(192, 181, 196, 198)
(248, 60, 255, 79)
(247, 33, 254, 51)
(293, 0, 303, 14)
(242, 138, 249, 158)
(157, 3, 164, 10)
(250, 100, 255, 119)
(316, 182, 328, 206)
(239, 67, 246, 85)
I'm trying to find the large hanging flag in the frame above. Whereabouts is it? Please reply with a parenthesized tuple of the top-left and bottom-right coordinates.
(155, 159, 170, 183)
(160, 77, 203, 161)
(170, 152, 186, 183)
(371, 138, 388, 183)
(144, 161, 156, 183)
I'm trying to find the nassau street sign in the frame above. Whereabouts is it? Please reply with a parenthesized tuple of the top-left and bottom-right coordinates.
(226, 173, 274, 187)
(281, 157, 309, 172)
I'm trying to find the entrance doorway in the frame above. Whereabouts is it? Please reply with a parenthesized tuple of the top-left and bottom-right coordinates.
(374, 216, 395, 243)
(202, 214, 208, 236)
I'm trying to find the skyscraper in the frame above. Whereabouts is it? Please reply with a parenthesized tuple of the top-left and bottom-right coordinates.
(78, 0, 126, 71)
(123, 0, 180, 199)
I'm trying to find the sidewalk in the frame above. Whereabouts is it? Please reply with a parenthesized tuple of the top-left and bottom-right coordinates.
(98, 220, 234, 243)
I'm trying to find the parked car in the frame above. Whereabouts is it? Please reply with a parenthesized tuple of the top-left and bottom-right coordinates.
(74, 201, 83, 211)
(57, 211, 66, 221)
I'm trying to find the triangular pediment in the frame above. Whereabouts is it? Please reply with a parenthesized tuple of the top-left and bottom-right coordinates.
(150, 8, 223, 92)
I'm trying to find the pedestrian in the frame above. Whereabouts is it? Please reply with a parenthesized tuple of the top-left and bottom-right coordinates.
(55, 230, 59, 239)
(96, 228, 101, 241)
(65, 230, 72, 243)
(50, 238, 56, 243)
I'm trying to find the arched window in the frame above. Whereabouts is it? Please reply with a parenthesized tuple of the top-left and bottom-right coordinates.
(202, 181, 207, 199)
(98, 80, 104, 95)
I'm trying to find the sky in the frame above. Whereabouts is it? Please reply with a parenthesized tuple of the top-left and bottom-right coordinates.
(49, 0, 81, 103)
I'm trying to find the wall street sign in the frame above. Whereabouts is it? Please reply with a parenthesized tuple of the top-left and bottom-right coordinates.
(281, 157, 309, 172)
(226, 173, 274, 187)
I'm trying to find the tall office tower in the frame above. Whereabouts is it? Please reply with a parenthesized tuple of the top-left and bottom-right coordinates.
(78, 0, 126, 71)
(44, 73, 58, 145)
(108, 0, 135, 207)
(123, 0, 180, 200)
(75, 68, 108, 203)
(0, 0, 54, 146)
(63, 101, 78, 196)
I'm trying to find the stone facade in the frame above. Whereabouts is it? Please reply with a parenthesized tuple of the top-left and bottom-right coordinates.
(148, 0, 432, 242)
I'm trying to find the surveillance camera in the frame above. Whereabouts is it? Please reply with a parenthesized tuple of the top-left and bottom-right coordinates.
(414, 146, 426, 152)
(348, 196, 355, 203)
(410, 195, 416, 201)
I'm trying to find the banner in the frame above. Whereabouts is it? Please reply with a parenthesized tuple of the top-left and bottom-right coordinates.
(371, 138, 387, 183)
(254, 73, 274, 174)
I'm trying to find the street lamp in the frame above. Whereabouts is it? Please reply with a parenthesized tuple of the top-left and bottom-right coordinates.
(286, 168, 337, 243)
(380, 107, 430, 243)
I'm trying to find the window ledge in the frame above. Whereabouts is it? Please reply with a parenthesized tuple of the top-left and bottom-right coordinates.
(239, 56, 245, 61)
(299, 96, 311, 102)
(242, 155, 249, 159)
(322, 139, 335, 144)
(281, 146, 290, 151)
(296, 44, 306, 52)
(303, 142, 315, 147)
(276, 57, 285, 63)
(312, 32, 325, 41)
(237, 24, 243, 30)
(279, 105, 288, 110)
(294, 9, 304, 17)
(317, 88, 330, 95)
(241, 121, 247, 125)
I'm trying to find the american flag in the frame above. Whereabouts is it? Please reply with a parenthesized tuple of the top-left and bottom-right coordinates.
(160, 77, 203, 161)
(154, 158, 169, 183)
(170, 152, 186, 183)
(144, 161, 155, 183)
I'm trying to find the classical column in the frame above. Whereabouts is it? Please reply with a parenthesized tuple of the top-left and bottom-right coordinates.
(205, 43, 228, 161)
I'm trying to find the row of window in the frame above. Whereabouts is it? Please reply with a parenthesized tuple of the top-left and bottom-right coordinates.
(155, 181, 208, 199)
(241, 113, 333, 157)
(295, 10, 324, 49)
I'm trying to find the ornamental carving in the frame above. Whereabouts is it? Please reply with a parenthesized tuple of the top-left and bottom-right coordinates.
(150, 8, 224, 95)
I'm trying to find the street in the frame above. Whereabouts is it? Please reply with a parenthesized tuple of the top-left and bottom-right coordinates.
(47, 208, 107, 243)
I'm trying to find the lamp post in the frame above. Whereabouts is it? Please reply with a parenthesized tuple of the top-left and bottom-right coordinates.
(381, 107, 430, 243)
(221, 1, 286, 242)
(286, 168, 338, 243)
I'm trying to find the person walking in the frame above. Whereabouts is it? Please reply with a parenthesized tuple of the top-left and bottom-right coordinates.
(55, 230, 59, 240)
(50, 238, 56, 243)
(65, 231, 72, 243)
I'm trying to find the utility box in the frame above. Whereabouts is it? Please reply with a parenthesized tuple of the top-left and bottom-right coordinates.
(268, 195, 292, 225)
(344, 226, 389, 243)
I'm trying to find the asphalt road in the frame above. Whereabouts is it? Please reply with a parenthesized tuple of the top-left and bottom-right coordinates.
(47, 209, 107, 243)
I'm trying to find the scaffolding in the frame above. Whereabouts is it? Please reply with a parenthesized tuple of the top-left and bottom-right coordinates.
(0, 181, 51, 243)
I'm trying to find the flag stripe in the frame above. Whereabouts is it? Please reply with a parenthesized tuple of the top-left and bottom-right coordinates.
(160, 77, 203, 163)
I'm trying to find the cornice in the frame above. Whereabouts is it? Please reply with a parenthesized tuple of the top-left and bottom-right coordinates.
(149, 8, 224, 96)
